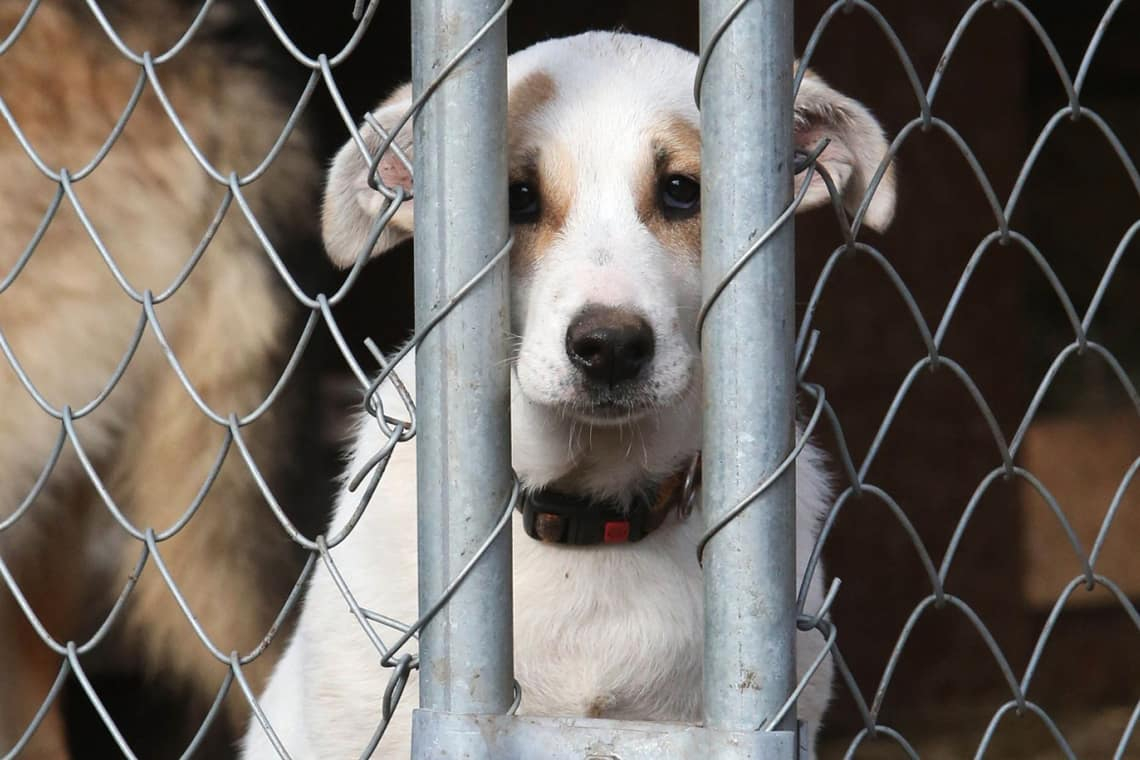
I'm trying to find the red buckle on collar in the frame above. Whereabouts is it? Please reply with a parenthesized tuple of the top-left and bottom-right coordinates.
(603, 520, 631, 543)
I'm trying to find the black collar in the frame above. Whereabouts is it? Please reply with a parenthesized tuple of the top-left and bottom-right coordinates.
(519, 455, 700, 546)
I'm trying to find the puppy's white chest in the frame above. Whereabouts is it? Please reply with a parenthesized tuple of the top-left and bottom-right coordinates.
(510, 515, 706, 721)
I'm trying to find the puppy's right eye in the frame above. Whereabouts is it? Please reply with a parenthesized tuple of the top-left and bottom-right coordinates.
(509, 182, 541, 224)
(659, 175, 700, 220)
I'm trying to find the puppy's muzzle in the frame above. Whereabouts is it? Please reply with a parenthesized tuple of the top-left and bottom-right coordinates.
(565, 305, 655, 388)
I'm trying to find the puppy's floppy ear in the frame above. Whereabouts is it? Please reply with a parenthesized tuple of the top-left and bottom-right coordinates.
(322, 84, 415, 268)
(793, 66, 897, 231)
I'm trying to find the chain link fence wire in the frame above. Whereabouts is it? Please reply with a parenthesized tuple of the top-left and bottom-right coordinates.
(2, 0, 1140, 758)
(790, 1, 1140, 757)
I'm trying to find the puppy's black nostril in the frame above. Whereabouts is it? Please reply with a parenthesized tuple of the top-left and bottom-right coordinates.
(566, 306, 656, 387)
(572, 335, 608, 364)
(623, 334, 653, 363)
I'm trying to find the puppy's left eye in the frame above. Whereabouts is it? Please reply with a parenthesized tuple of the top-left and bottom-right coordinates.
(659, 175, 700, 219)
(509, 182, 541, 224)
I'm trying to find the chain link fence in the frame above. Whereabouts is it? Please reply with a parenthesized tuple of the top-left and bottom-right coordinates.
(2, 0, 1139, 758)
(797, 2, 1140, 756)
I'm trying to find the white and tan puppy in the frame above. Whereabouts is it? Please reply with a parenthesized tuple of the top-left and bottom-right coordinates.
(243, 31, 894, 760)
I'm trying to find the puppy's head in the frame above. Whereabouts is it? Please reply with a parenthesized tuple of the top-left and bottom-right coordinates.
(324, 32, 895, 428)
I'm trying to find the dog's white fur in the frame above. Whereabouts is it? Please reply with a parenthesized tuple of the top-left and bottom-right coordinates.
(242, 32, 895, 760)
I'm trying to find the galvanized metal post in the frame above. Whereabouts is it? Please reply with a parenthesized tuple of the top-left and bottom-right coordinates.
(699, 0, 798, 754)
(410, 0, 513, 755)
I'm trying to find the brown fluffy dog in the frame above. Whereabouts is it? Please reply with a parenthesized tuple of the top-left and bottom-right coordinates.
(0, 2, 322, 756)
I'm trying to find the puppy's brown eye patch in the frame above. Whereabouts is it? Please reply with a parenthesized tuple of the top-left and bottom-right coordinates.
(507, 142, 574, 269)
(509, 181, 541, 223)
(640, 116, 702, 261)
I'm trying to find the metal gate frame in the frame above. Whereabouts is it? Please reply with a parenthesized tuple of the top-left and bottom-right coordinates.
(407, 0, 802, 757)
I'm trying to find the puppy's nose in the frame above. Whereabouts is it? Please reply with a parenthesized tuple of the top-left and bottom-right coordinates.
(565, 305, 655, 386)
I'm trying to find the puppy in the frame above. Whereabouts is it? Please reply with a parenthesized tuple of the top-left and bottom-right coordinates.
(0, 2, 321, 755)
(243, 31, 895, 760)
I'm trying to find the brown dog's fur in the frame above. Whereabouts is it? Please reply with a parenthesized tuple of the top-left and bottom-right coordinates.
(0, 2, 320, 756)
